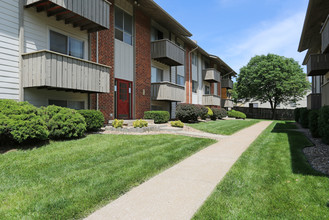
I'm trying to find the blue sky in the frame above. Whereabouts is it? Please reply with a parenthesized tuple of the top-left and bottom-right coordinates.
(155, 0, 309, 74)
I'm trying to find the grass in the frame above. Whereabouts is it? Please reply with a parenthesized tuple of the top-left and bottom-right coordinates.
(187, 119, 261, 135)
(0, 134, 215, 219)
(193, 121, 329, 219)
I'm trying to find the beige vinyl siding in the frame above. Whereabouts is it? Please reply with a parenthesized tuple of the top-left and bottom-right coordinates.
(24, 8, 89, 58)
(0, 0, 20, 100)
(114, 39, 134, 81)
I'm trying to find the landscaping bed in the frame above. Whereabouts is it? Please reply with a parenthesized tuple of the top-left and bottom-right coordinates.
(193, 121, 329, 219)
(0, 134, 215, 219)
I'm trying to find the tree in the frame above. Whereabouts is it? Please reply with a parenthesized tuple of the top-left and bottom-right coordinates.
(237, 54, 310, 119)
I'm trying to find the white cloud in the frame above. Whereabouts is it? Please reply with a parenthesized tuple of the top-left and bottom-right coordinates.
(211, 11, 307, 73)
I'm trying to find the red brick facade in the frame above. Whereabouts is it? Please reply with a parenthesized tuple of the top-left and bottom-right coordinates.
(134, 8, 151, 119)
(90, 0, 115, 122)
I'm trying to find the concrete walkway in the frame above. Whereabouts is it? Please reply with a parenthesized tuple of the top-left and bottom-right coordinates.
(86, 121, 272, 220)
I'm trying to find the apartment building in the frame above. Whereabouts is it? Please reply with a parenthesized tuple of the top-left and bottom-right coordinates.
(0, 0, 111, 110)
(0, 0, 236, 121)
(298, 0, 329, 109)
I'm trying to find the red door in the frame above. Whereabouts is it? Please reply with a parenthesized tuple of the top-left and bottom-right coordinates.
(117, 79, 132, 119)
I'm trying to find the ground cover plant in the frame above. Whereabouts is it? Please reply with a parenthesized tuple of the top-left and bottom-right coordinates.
(193, 121, 329, 219)
(187, 119, 260, 135)
(0, 134, 215, 219)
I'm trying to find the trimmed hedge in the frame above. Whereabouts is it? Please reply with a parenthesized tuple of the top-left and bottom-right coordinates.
(308, 110, 320, 138)
(211, 108, 228, 120)
(228, 110, 246, 119)
(0, 100, 48, 144)
(144, 111, 170, 124)
(196, 105, 208, 120)
(318, 106, 329, 144)
(78, 110, 105, 131)
(299, 108, 310, 128)
(294, 108, 302, 123)
(176, 104, 200, 123)
(42, 105, 86, 140)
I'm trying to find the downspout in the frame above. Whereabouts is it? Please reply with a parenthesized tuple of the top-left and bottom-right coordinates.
(96, 32, 99, 110)
(188, 46, 198, 103)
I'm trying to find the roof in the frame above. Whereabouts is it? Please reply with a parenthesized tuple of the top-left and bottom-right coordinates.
(298, 0, 329, 52)
(138, 0, 192, 37)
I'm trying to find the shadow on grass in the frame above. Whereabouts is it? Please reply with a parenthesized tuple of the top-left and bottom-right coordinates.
(271, 122, 327, 177)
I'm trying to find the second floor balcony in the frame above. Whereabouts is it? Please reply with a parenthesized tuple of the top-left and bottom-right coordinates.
(221, 78, 233, 89)
(307, 53, 329, 76)
(322, 82, 329, 107)
(151, 82, 185, 102)
(22, 50, 110, 93)
(203, 68, 220, 83)
(24, 0, 110, 32)
(221, 99, 234, 108)
(203, 95, 221, 106)
(151, 39, 185, 66)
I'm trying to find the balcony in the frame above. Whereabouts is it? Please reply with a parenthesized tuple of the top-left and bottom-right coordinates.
(203, 68, 220, 82)
(322, 82, 329, 107)
(203, 95, 221, 106)
(321, 16, 329, 53)
(221, 99, 234, 108)
(221, 78, 233, 89)
(151, 39, 185, 66)
(24, 0, 110, 32)
(151, 82, 185, 102)
(22, 50, 110, 93)
(307, 93, 321, 110)
(307, 53, 329, 76)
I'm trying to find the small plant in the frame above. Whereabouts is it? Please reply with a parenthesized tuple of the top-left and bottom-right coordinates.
(112, 119, 124, 128)
(207, 107, 213, 118)
(133, 119, 148, 128)
(144, 111, 170, 124)
(170, 120, 184, 128)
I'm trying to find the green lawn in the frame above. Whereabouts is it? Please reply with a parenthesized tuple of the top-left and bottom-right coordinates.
(187, 119, 261, 135)
(0, 134, 215, 219)
(193, 121, 329, 219)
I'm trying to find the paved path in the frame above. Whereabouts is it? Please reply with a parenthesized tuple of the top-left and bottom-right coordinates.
(86, 121, 272, 220)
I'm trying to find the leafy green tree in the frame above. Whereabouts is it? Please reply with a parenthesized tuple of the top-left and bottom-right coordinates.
(229, 82, 239, 104)
(237, 54, 310, 119)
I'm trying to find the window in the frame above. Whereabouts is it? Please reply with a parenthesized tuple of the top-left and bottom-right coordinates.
(192, 53, 197, 66)
(151, 67, 163, 83)
(204, 60, 210, 69)
(115, 7, 133, 45)
(192, 80, 198, 93)
(205, 85, 210, 95)
(151, 27, 164, 41)
(49, 100, 67, 107)
(49, 30, 84, 59)
(177, 75, 185, 86)
(49, 100, 85, 110)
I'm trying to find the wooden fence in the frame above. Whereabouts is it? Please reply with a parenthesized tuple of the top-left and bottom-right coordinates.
(233, 107, 295, 120)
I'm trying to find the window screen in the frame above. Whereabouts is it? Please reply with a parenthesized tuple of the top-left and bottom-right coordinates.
(177, 75, 185, 86)
(192, 80, 198, 93)
(50, 31, 67, 54)
(115, 7, 133, 45)
(151, 67, 163, 83)
(205, 85, 210, 95)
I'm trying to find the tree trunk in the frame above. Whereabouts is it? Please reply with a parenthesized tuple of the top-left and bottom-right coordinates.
(271, 107, 277, 120)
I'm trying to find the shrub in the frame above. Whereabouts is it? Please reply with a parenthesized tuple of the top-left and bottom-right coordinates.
(294, 108, 302, 123)
(308, 110, 320, 138)
(42, 105, 86, 139)
(112, 119, 124, 128)
(176, 104, 200, 123)
(218, 108, 228, 119)
(78, 110, 105, 131)
(318, 106, 329, 144)
(210, 108, 218, 121)
(299, 108, 310, 128)
(133, 119, 148, 128)
(228, 110, 246, 119)
(195, 105, 208, 120)
(144, 111, 170, 124)
(207, 107, 213, 117)
(0, 99, 48, 143)
(170, 120, 184, 128)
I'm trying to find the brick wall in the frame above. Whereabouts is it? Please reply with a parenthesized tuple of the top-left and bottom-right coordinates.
(90, 0, 115, 122)
(134, 8, 151, 119)
(217, 82, 221, 97)
(185, 47, 191, 103)
(210, 83, 214, 95)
